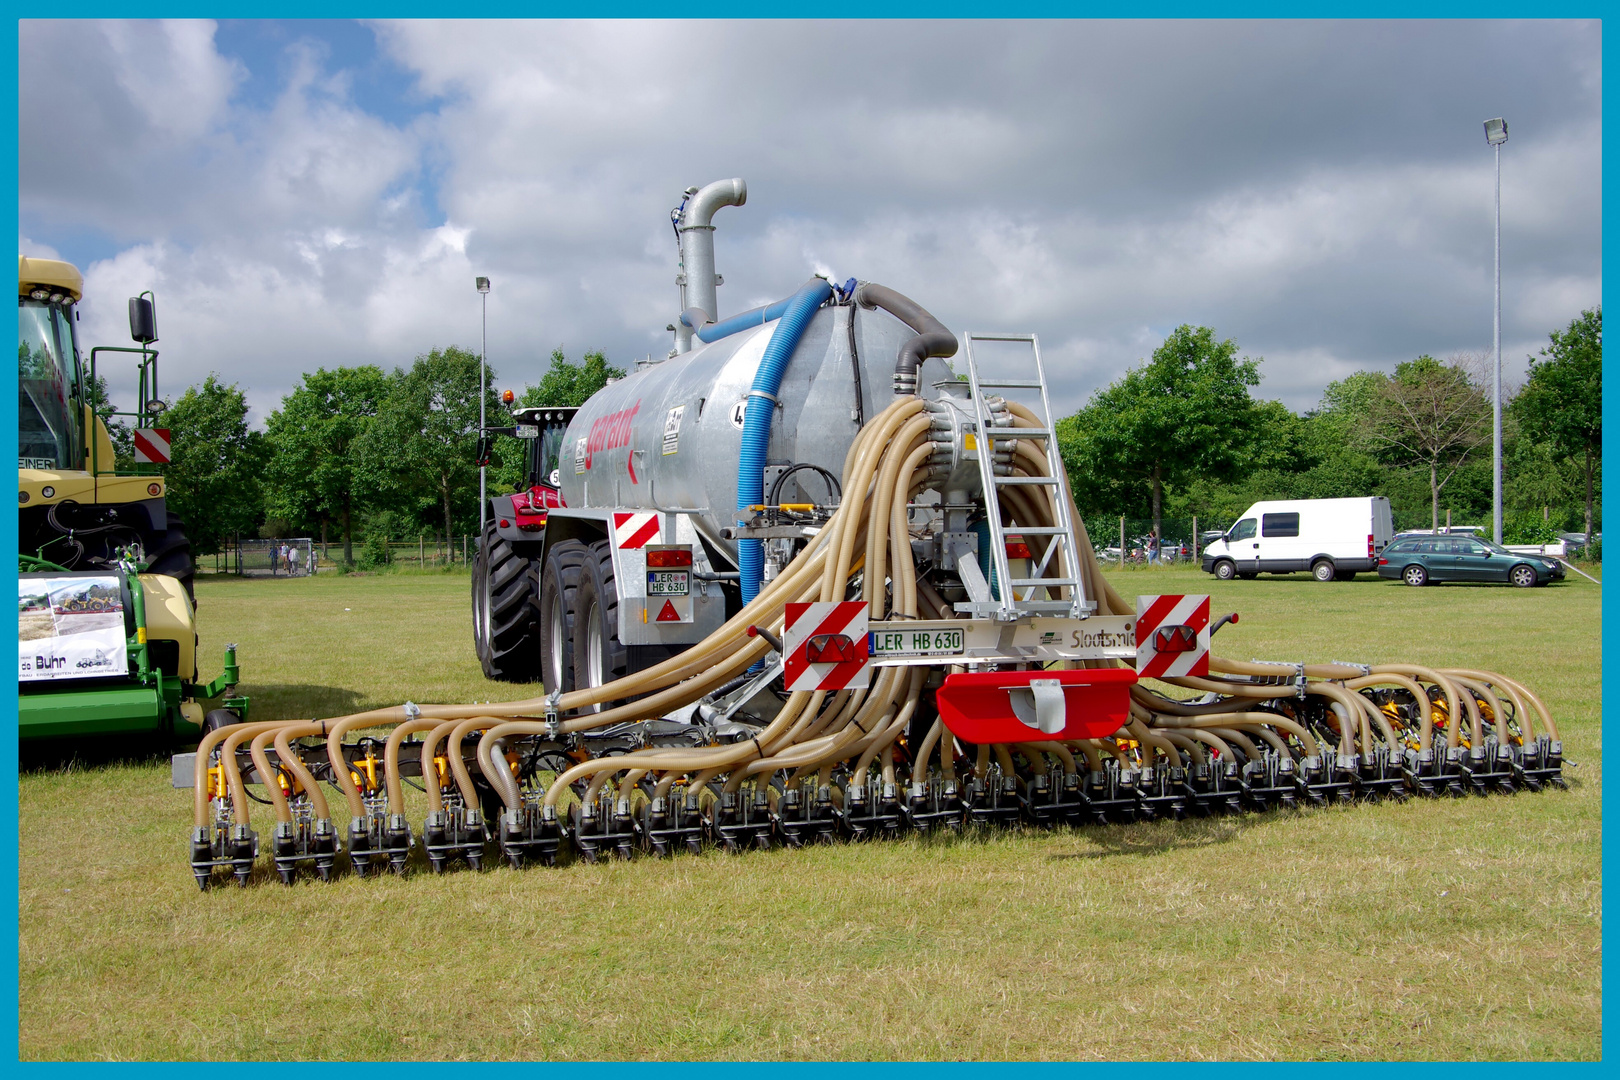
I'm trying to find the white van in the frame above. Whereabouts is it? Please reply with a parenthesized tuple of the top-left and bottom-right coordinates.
(1201, 497, 1395, 582)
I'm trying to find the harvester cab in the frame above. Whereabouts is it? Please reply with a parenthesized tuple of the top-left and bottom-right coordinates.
(17, 255, 247, 742)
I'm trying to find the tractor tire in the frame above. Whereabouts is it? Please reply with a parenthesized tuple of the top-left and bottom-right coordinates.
(202, 708, 243, 735)
(145, 511, 196, 605)
(472, 523, 542, 682)
(539, 539, 590, 695)
(573, 541, 630, 706)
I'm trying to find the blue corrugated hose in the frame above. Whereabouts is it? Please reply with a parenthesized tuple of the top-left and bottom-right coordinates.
(737, 277, 833, 610)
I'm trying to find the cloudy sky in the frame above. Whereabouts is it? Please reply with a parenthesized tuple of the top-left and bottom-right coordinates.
(19, 18, 1601, 426)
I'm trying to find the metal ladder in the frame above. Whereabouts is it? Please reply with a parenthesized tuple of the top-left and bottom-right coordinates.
(958, 332, 1093, 620)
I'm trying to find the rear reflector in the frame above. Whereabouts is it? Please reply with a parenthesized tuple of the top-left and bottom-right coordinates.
(1368, 533, 1375, 556)
(1006, 539, 1033, 560)
(1153, 624, 1199, 653)
(806, 633, 860, 663)
(517, 513, 546, 531)
(646, 547, 693, 568)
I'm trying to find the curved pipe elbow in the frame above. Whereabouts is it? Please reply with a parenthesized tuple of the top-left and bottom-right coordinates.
(683, 178, 747, 229)
(854, 282, 958, 396)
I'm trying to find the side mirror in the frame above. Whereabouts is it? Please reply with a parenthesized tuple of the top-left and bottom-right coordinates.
(128, 297, 157, 344)
(474, 436, 493, 467)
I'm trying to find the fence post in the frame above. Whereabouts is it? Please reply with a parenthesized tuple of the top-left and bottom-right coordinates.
(1192, 515, 1198, 559)
(1119, 516, 1126, 567)
(419, 534, 425, 568)
(463, 535, 469, 566)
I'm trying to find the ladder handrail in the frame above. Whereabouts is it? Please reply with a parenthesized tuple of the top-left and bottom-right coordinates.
(959, 332, 1092, 620)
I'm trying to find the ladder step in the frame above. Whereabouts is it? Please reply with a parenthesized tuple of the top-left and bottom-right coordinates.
(1005, 526, 1066, 536)
(976, 380, 1045, 389)
(993, 476, 1060, 486)
(1008, 601, 1084, 613)
(1009, 577, 1078, 588)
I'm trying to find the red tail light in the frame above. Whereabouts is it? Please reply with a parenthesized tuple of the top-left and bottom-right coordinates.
(517, 512, 546, 532)
(1368, 534, 1375, 557)
(1006, 538, 1033, 559)
(1153, 625, 1198, 653)
(806, 633, 861, 663)
(646, 547, 693, 568)
(1378, 557, 1388, 566)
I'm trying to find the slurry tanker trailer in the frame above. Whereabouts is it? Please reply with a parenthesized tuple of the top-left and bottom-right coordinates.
(179, 180, 1562, 887)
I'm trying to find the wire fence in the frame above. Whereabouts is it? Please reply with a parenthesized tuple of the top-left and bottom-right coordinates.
(203, 535, 479, 575)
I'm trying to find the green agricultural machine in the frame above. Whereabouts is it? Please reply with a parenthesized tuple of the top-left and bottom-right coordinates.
(18, 255, 247, 740)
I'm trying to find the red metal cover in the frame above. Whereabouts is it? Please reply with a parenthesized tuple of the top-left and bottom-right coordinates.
(935, 668, 1136, 743)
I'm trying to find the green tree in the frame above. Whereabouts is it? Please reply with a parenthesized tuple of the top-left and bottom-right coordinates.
(82, 373, 134, 468)
(1361, 355, 1489, 531)
(1058, 325, 1261, 540)
(159, 375, 266, 554)
(357, 346, 494, 542)
(263, 365, 390, 566)
(1515, 308, 1602, 547)
(490, 348, 624, 493)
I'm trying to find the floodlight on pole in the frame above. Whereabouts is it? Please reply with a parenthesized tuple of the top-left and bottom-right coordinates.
(476, 276, 491, 533)
(1483, 118, 1506, 545)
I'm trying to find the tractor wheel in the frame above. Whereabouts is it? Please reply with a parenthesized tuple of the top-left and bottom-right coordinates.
(144, 511, 195, 605)
(472, 523, 542, 682)
(202, 709, 243, 735)
(573, 541, 630, 704)
(539, 539, 589, 695)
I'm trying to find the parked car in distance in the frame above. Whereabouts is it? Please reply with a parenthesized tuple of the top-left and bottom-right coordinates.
(1201, 497, 1394, 582)
(1376, 534, 1565, 587)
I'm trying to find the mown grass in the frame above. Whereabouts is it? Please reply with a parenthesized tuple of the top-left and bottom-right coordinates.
(19, 567, 1601, 1060)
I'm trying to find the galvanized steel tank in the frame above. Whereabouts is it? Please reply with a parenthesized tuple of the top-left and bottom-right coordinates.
(557, 300, 957, 561)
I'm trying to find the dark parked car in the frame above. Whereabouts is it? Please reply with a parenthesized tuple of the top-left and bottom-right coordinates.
(1376, 535, 1565, 587)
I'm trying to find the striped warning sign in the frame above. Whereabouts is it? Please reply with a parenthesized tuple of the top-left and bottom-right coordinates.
(1134, 594, 1211, 678)
(133, 428, 171, 465)
(611, 511, 661, 549)
(783, 601, 871, 692)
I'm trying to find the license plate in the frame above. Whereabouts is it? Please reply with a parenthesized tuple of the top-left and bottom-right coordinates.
(514, 424, 540, 439)
(647, 571, 689, 596)
(870, 627, 965, 658)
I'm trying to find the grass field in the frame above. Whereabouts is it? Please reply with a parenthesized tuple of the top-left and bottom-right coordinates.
(18, 566, 1602, 1060)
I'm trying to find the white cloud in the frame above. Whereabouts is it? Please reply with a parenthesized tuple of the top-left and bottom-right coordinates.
(21, 18, 1602, 427)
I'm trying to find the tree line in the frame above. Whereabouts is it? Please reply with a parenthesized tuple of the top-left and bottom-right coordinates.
(144, 347, 623, 563)
(144, 309, 1598, 566)
(1059, 308, 1601, 548)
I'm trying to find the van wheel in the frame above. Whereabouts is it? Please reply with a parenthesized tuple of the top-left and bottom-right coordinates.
(1213, 560, 1236, 581)
(1403, 564, 1427, 587)
(539, 539, 589, 694)
(1312, 559, 1336, 583)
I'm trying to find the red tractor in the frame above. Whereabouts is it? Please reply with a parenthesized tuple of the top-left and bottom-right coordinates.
(470, 406, 576, 680)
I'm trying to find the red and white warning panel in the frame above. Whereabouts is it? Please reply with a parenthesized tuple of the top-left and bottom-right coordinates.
(936, 668, 1136, 743)
(612, 511, 661, 549)
(783, 601, 871, 692)
(1135, 594, 1211, 678)
(133, 428, 171, 465)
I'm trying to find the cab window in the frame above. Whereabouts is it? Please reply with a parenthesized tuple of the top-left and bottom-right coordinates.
(1228, 518, 1257, 542)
